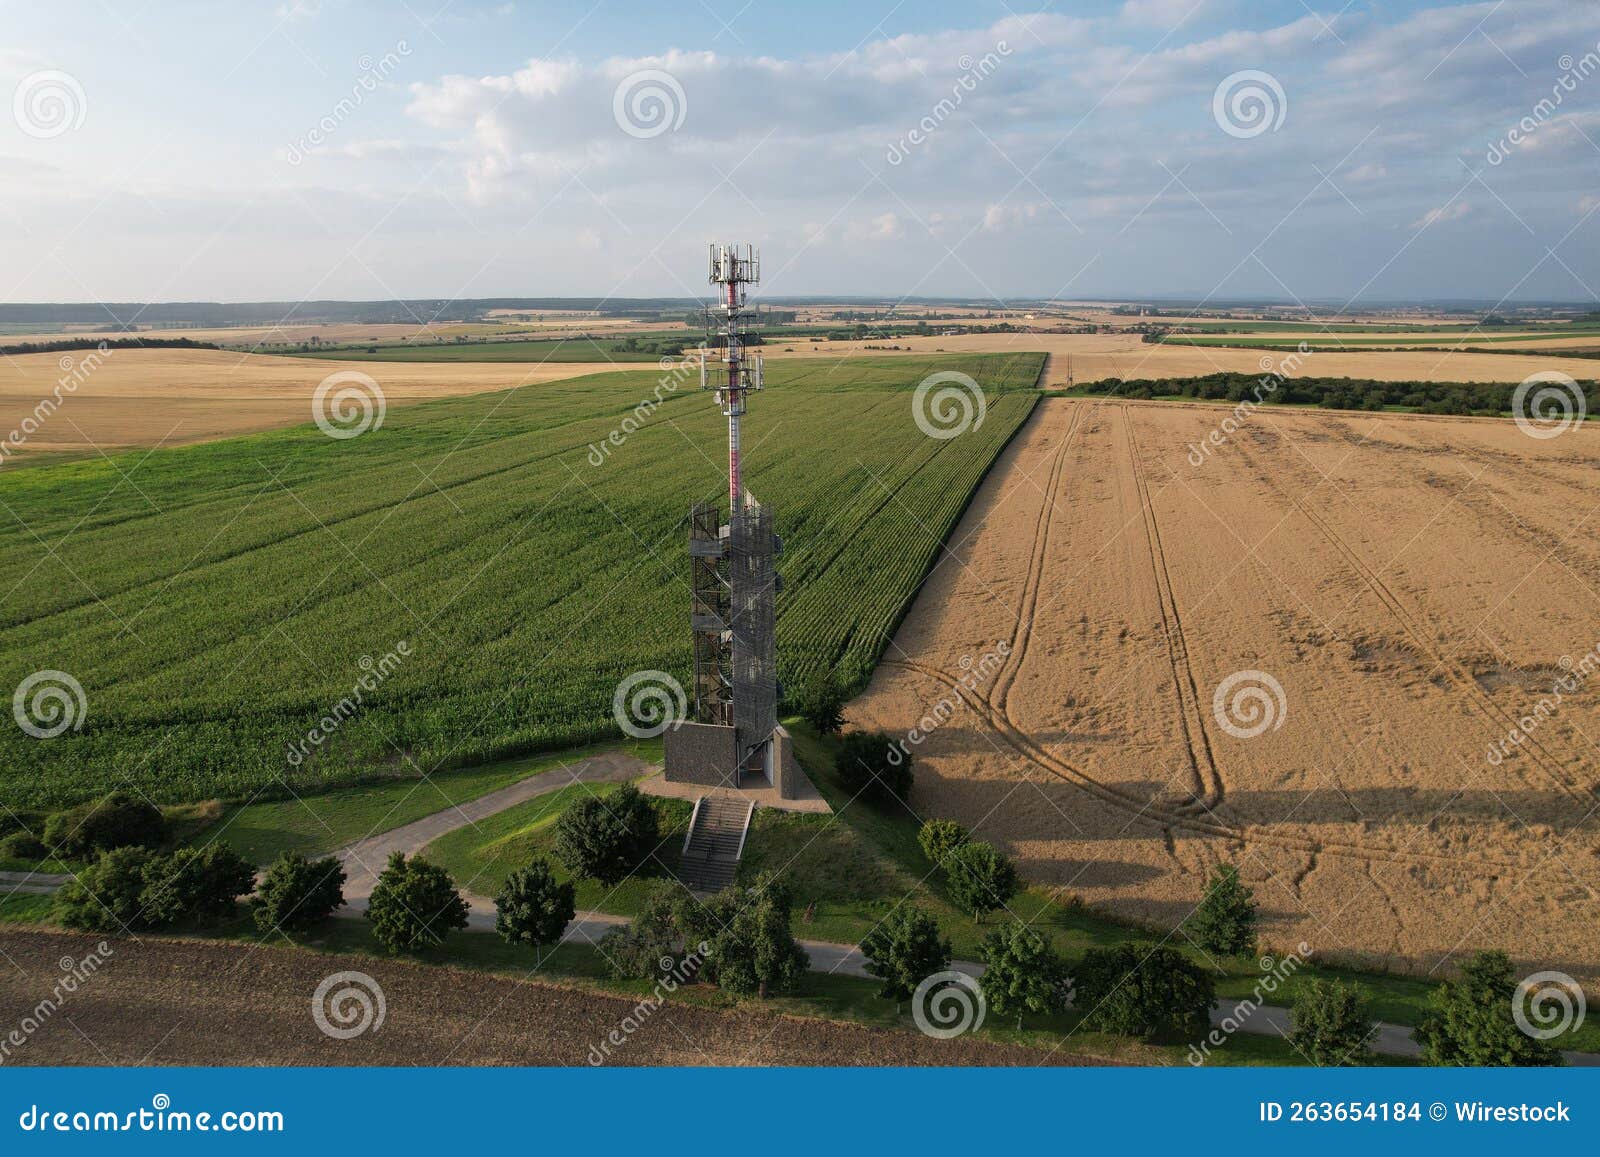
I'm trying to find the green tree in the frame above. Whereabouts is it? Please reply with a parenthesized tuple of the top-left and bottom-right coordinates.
(917, 818, 970, 867)
(365, 852, 470, 954)
(794, 666, 846, 735)
(553, 785, 661, 885)
(254, 852, 347, 934)
(43, 791, 166, 858)
(56, 846, 155, 931)
(1289, 979, 1375, 1066)
(834, 731, 912, 803)
(1188, 864, 1257, 957)
(494, 856, 577, 950)
(681, 874, 809, 997)
(980, 922, 1066, 1029)
(142, 843, 255, 923)
(1074, 942, 1216, 1040)
(1415, 950, 1560, 1066)
(860, 907, 952, 1005)
(600, 881, 693, 980)
(944, 840, 1019, 923)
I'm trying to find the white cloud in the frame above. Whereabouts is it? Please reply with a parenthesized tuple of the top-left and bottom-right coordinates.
(1411, 200, 1472, 229)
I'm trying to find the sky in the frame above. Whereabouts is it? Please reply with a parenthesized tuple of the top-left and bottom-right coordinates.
(1, 0, 1597, 305)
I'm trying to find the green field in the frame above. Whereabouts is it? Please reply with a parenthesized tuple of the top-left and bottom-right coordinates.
(0, 354, 1042, 808)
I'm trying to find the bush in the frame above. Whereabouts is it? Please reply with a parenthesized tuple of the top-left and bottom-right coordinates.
(1073, 943, 1216, 1040)
(1289, 979, 1375, 1066)
(917, 818, 970, 867)
(981, 922, 1067, 1029)
(680, 873, 809, 997)
(834, 731, 912, 803)
(0, 831, 48, 861)
(860, 907, 951, 1004)
(600, 881, 693, 980)
(141, 843, 255, 924)
(1187, 864, 1257, 957)
(255, 852, 346, 934)
(43, 791, 166, 858)
(553, 785, 661, 885)
(494, 856, 576, 949)
(366, 852, 470, 954)
(944, 840, 1019, 923)
(793, 667, 846, 734)
(56, 847, 154, 931)
(1415, 950, 1561, 1066)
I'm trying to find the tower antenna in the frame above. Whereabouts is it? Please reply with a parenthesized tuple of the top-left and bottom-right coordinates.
(704, 243, 763, 510)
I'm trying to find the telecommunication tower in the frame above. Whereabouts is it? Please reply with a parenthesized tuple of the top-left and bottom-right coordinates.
(702, 243, 763, 510)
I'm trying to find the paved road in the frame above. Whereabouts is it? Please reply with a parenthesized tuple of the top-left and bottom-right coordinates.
(335, 751, 647, 900)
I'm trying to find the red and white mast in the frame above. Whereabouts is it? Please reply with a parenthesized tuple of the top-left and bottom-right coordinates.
(705, 243, 762, 511)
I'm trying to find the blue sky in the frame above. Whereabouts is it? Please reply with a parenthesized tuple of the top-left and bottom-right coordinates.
(1, 0, 1597, 304)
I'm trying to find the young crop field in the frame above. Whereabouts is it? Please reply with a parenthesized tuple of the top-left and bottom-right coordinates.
(0, 353, 1041, 808)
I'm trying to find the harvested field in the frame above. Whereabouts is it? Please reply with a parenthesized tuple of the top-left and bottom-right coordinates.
(0, 348, 630, 456)
(850, 396, 1600, 984)
(763, 331, 1600, 384)
(0, 930, 1093, 1066)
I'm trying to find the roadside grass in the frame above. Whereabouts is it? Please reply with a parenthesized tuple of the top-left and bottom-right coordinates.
(420, 781, 692, 914)
(0, 892, 54, 924)
(188, 739, 662, 865)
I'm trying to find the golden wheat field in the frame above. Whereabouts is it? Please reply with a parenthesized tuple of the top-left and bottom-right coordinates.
(850, 397, 1600, 983)
(0, 348, 628, 455)
(763, 330, 1600, 384)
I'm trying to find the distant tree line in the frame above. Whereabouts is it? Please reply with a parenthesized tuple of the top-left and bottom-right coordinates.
(1069, 371, 1599, 418)
(0, 337, 220, 357)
